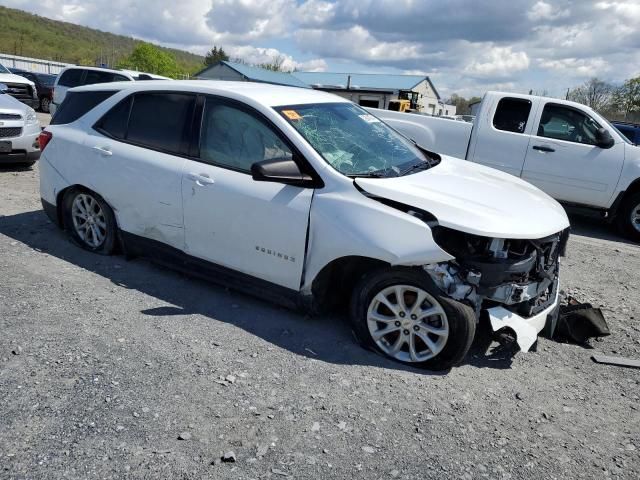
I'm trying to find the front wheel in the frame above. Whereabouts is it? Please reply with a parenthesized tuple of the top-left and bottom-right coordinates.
(616, 192, 640, 242)
(350, 268, 476, 371)
(62, 189, 117, 255)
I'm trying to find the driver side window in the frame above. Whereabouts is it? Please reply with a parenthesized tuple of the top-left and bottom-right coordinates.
(537, 104, 601, 146)
(199, 99, 292, 172)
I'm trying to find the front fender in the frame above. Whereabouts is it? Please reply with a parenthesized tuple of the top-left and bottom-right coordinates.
(301, 187, 453, 292)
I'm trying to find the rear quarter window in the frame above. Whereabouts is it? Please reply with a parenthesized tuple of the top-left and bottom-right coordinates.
(58, 69, 84, 88)
(50, 91, 117, 125)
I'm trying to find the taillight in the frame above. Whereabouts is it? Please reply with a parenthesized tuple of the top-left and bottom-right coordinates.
(38, 131, 53, 151)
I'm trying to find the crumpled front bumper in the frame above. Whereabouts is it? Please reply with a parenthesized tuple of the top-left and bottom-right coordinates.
(486, 281, 559, 351)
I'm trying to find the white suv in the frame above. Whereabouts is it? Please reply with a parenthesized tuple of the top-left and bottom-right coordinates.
(0, 82, 41, 166)
(39, 81, 570, 370)
(51, 66, 170, 115)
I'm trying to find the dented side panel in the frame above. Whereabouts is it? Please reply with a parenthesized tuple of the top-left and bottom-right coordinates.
(301, 186, 453, 292)
(48, 123, 188, 250)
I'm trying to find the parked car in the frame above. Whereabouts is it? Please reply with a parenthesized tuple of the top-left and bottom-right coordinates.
(0, 63, 39, 109)
(51, 66, 171, 115)
(9, 68, 56, 113)
(371, 92, 640, 241)
(39, 81, 569, 370)
(0, 82, 41, 166)
(611, 121, 640, 145)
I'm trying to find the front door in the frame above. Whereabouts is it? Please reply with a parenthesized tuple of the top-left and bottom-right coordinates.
(521, 102, 624, 207)
(181, 98, 313, 291)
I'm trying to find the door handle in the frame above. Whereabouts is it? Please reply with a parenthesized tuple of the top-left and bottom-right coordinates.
(187, 172, 215, 185)
(532, 145, 555, 153)
(92, 146, 113, 156)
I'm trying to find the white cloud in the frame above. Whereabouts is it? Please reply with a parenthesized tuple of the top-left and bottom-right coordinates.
(527, 1, 569, 21)
(538, 57, 611, 77)
(2, 0, 640, 97)
(464, 46, 530, 78)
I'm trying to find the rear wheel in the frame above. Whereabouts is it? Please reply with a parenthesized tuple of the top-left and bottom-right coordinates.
(62, 189, 117, 255)
(350, 268, 476, 370)
(616, 192, 640, 242)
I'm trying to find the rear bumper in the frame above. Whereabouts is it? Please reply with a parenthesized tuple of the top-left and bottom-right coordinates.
(0, 150, 40, 164)
(0, 126, 41, 164)
(41, 198, 62, 227)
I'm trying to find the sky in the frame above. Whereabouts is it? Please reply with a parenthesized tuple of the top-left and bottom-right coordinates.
(2, 0, 640, 99)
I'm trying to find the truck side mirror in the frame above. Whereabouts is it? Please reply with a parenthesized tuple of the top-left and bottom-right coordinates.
(595, 127, 615, 149)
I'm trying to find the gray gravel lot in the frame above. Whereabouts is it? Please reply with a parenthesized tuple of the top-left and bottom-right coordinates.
(1, 160, 639, 480)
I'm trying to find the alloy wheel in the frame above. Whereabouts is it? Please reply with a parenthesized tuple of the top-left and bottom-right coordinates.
(367, 285, 449, 362)
(71, 193, 107, 248)
(631, 203, 640, 233)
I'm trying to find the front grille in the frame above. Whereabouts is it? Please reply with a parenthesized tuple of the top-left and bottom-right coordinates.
(0, 113, 21, 120)
(5, 83, 33, 101)
(0, 127, 22, 138)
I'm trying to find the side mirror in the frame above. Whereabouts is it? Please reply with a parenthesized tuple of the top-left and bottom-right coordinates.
(251, 157, 315, 187)
(0, 83, 7, 94)
(595, 127, 615, 149)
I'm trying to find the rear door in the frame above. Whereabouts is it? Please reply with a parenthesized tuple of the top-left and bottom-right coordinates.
(468, 96, 538, 176)
(521, 102, 624, 207)
(181, 96, 313, 290)
(85, 91, 196, 248)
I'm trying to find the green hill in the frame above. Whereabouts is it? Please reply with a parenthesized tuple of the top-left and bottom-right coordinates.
(0, 5, 205, 76)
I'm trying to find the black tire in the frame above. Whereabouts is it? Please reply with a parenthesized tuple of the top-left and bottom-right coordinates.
(616, 192, 640, 242)
(62, 188, 117, 255)
(350, 267, 476, 371)
(40, 97, 51, 114)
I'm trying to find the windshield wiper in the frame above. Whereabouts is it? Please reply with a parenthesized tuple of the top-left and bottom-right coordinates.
(347, 171, 387, 178)
(399, 161, 431, 176)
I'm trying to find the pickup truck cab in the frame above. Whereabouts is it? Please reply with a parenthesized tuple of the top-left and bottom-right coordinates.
(373, 92, 640, 240)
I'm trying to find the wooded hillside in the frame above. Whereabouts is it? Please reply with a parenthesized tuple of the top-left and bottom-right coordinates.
(0, 5, 204, 75)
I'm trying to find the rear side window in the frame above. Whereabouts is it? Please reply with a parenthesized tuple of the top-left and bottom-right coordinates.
(84, 70, 130, 85)
(493, 98, 532, 134)
(125, 93, 196, 155)
(96, 96, 132, 139)
(58, 69, 84, 88)
(50, 91, 116, 125)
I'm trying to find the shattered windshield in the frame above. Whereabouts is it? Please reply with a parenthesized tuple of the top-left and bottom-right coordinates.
(277, 102, 430, 178)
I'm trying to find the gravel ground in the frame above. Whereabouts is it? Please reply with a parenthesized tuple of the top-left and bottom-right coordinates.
(1, 160, 639, 480)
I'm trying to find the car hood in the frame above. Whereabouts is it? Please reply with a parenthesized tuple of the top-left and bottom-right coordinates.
(355, 156, 570, 239)
(0, 92, 29, 114)
(0, 72, 35, 87)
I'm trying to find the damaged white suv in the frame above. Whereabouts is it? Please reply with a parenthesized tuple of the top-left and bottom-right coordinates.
(39, 81, 570, 370)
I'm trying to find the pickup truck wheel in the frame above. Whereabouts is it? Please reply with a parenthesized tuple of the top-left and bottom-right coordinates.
(40, 97, 51, 113)
(617, 192, 640, 242)
(62, 189, 117, 255)
(350, 268, 476, 371)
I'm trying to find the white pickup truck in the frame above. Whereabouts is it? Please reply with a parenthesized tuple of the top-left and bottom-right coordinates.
(371, 91, 640, 240)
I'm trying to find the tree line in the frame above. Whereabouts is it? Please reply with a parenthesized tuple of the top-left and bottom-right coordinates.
(566, 77, 640, 122)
